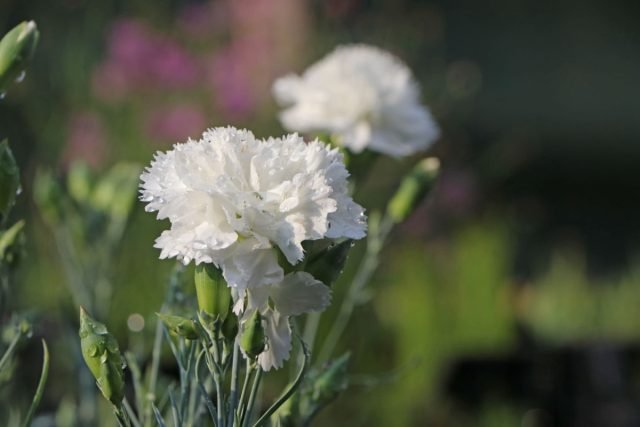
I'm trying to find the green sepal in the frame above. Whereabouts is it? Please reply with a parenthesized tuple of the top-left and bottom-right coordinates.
(304, 240, 354, 287)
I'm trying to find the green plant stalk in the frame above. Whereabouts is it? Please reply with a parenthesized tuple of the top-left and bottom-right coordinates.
(122, 399, 142, 427)
(242, 368, 263, 427)
(0, 328, 22, 373)
(145, 315, 164, 426)
(21, 340, 49, 427)
(317, 213, 394, 362)
(237, 359, 253, 423)
(124, 353, 144, 423)
(227, 342, 240, 427)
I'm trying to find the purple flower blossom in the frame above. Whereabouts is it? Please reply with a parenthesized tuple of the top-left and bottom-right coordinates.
(208, 44, 257, 120)
(92, 18, 200, 101)
(144, 104, 206, 144)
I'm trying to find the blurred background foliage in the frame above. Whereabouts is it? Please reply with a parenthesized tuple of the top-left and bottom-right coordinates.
(1, 0, 640, 426)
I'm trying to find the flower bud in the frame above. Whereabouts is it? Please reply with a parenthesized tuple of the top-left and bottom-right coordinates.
(221, 310, 239, 342)
(304, 240, 353, 287)
(0, 21, 39, 92)
(387, 157, 439, 223)
(156, 312, 200, 340)
(194, 264, 230, 321)
(240, 310, 265, 358)
(0, 140, 20, 221)
(79, 307, 126, 406)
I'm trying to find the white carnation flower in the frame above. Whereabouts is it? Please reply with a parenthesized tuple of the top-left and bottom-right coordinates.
(273, 44, 440, 157)
(140, 126, 366, 290)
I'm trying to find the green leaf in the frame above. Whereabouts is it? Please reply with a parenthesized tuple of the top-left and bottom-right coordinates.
(90, 162, 141, 220)
(21, 340, 49, 427)
(0, 140, 20, 221)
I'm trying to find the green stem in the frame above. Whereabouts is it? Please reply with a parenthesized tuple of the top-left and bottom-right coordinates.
(226, 341, 240, 427)
(0, 328, 22, 373)
(242, 367, 263, 427)
(317, 213, 394, 362)
(236, 358, 252, 423)
(302, 312, 321, 355)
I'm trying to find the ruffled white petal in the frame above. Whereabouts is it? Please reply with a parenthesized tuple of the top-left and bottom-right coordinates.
(269, 272, 331, 316)
(273, 44, 439, 157)
(257, 308, 292, 371)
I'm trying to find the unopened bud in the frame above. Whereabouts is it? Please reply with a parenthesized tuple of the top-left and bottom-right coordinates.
(387, 157, 440, 223)
(0, 21, 38, 92)
(240, 310, 265, 358)
(156, 312, 200, 340)
(79, 307, 126, 405)
(194, 264, 230, 321)
(221, 311, 239, 342)
(0, 140, 20, 221)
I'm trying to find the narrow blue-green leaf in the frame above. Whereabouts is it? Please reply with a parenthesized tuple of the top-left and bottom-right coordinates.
(151, 403, 166, 427)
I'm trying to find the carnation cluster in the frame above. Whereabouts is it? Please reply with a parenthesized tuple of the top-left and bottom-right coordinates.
(273, 44, 440, 157)
(140, 126, 366, 369)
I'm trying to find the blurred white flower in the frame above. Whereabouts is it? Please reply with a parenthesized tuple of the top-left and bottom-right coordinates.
(235, 272, 331, 371)
(140, 126, 366, 289)
(273, 44, 440, 157)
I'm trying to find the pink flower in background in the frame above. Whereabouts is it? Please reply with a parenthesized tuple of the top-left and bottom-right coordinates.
(92, 18, 199, 101)
(91, 59, 131, 102)
(62, 112, 108, 169)
(208, 44, 258, 120)
(144, 104, 206, 144)
(149, 39, 199, 88)
(108, 19, 155, 74)
(178, 2, 229, 39)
